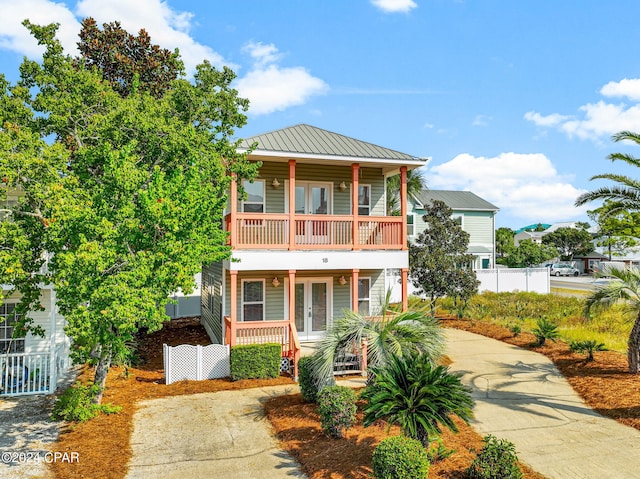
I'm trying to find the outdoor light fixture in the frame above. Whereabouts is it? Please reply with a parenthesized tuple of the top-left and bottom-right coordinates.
(272, 277, 280, 288)
(338, 275, 347, 286)
(338, 181, 347, 191)
(272, 178, 280, 188)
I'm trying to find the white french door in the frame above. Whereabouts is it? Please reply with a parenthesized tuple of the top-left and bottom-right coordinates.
(294, 278, 331, 341)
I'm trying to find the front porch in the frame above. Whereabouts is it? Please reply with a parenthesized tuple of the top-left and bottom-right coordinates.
(219, 268, 408, 378)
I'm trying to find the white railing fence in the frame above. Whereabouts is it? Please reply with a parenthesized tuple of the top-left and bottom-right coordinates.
(475, 268, 550, 294)
(163, 343, 230, 385)
(0, 352, 53, 396)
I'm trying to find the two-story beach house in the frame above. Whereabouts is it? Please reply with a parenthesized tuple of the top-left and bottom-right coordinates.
(201, 125, 426, 376)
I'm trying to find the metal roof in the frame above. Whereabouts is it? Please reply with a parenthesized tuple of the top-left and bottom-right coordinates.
(240, 124, 419, 162)
(414, 190, 499, 211)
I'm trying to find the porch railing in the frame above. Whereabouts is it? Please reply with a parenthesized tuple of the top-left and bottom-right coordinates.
(0, 352, 53, 396)
(224, 317, 301, 378)
(225, 213, 403, 250)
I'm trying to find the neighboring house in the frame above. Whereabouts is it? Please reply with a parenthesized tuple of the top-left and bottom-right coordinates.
(1, 189, 70, 396)
(201, 124, 426, 376)
(514, 221, 582, 247)
(409, 190, 499, 270)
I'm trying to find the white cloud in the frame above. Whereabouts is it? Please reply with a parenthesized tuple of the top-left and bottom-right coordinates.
(371, 0, 417, 13)
(472, 114, 491, 127)
(0, 0, 81, 56)
(76, 0, 227, 73)
(523, 111, 570, 128)
(427, 152, 588, 222)
(600, 78, 640, 101)
(235, 42, 328, 116)
(0, 0, 228, 73)
(525, 78, 640, 140)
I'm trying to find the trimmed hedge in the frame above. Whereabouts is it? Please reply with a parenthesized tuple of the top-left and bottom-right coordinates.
(230, 343, 281, 381)
(298, 356, 319, 402)
(466, 434, 523, 479)
(317, 385, 357, 438)
(372, 435, 430, 479)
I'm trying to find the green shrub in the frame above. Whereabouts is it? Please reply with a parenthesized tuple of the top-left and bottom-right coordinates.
(372, 435, 430, 479)
(51, 382, 122, 422)
(230, 343, 281, 380)
(532, 317, 559, 346)
(316, 385, 357, 438)
(466, 434, 523, 479)
(569, 339, 607, 361)
(508, 323, 522, 337)
(298, 356, 319, 403)
(427, 437, 455, 463)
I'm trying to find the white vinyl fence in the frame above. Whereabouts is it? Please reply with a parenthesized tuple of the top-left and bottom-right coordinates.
(386, 267, 550, 302)
(476, 268, 550, 294)
(1, 352, 54, 396)
(163, 343, 230, 385)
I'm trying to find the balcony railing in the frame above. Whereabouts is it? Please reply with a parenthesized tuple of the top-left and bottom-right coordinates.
(225, 213, 403, 250)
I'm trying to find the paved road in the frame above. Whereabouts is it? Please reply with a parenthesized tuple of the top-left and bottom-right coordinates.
(446, 328, 640, 479)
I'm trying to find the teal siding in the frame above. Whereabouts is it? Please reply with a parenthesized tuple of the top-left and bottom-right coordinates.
(460, 211, 494, 244)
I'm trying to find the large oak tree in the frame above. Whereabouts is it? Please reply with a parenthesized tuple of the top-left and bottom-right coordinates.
(0, 21, 257, 402)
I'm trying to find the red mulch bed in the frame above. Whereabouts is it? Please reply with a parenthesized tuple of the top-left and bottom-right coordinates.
(48, 315, 640, 479)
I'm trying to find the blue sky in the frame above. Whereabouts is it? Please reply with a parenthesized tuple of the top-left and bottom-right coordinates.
(2, 0, 640, 229)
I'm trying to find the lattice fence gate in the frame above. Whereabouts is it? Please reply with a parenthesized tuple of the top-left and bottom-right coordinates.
(163, 344, 231, 385)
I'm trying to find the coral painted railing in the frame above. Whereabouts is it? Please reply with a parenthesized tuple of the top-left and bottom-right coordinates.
(225, 213, 403, 250)
(224, 317, 301, 378)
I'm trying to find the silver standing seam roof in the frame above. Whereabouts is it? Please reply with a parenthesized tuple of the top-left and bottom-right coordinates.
(239, 124, 419, 162)
(415, 190, 499, 211)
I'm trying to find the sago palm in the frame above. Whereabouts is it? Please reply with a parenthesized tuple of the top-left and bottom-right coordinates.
(575, 131, 640, 215)
(309, 308, 445, 387)
(361, 352, 474, 447)
(585, 266, 640, 373)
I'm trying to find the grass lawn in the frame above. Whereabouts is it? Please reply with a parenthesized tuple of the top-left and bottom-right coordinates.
(47, 315, 640, 479)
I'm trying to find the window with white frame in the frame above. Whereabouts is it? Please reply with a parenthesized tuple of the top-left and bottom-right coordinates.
(358, 277, 371, 316)
(452, 214, 463, 228)
(358, 185, 371, 216)
(0, 303, 24, 353)
(242, 279, 265, 321)
(242, 180, 265, 213)
(407, 214, 415, 237)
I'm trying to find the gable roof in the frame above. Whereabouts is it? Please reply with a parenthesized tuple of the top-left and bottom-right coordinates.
(414, 190, 499, 212)
(239, 124, 420, 163)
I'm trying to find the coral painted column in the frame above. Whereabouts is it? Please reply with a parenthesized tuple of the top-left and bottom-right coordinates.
(229, 270, 238, 346)
(288, 160, 296, 250)
(352, 163, 360, 250)
(230, 173, 238, 248)
(351, 269, 360, 312)
(400, 166, 408, 251)
(401, 268, 408, 312)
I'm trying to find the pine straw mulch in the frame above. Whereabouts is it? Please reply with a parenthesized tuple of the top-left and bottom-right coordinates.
(47, 315, 640, 479)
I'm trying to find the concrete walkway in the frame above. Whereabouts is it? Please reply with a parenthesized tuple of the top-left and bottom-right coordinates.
(124, 331, 640, 479)
(446, 328, 640, 479)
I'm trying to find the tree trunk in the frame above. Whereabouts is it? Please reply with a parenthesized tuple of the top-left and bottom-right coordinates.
(416, 424, 430, 448)
(92, 350, 112, 404)
(627, 314, 640, 374)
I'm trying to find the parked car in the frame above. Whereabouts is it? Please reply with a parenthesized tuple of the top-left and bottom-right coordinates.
(549, 263, 579, 276)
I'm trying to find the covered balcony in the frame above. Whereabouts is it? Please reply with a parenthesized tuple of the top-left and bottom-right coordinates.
(226, 160, 409, 251)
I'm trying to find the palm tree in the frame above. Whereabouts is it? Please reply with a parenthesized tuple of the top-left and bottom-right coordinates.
(361, 352, 474, 447)
(309, 308, 445, 387)
(575, 131, 640, 215)
(386, 169, 427, 216)
(585, 266, 640, 373)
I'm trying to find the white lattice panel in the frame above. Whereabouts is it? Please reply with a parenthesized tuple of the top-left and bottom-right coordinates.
(164, 344, 230, 385)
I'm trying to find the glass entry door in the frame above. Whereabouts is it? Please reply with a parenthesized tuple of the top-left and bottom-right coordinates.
(294, 279, 331, 341)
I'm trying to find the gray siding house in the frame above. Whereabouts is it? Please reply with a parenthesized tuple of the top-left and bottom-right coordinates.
(409, 190, 499, 269)
(201, 124, 426, 377)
